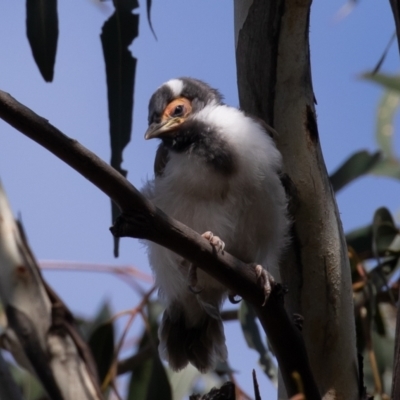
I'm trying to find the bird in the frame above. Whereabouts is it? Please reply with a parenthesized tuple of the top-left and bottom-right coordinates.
(141, 77, 289, 373)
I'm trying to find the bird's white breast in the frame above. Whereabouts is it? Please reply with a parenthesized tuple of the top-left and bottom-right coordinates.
(142, 105, 289, 303)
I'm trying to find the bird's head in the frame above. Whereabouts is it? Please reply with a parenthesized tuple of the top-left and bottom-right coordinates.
(144, 78, 223, 145)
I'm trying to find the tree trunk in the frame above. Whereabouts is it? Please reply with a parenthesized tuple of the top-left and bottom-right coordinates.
(234, 1, 359, 399)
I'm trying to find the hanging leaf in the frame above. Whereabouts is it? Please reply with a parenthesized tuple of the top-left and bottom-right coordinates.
(26, 0, 58, 82)
(372, 207, 397, 260)
(329, 150, 382, 192)
(128, 300, 172, 400)
(146, 0, 157, 39)
(100, 0, 139, 257)
(88, 321, 114, 384)
(128, 352, 172, 400)
(239, 301, 277, 383)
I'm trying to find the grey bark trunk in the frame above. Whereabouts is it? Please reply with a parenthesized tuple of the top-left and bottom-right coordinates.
(234, 1, 359, 399)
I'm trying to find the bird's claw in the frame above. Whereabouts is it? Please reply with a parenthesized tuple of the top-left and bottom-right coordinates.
(254, 264, 275, 306)
(187, 231, 225, 295)
(202, 231, 225, 253)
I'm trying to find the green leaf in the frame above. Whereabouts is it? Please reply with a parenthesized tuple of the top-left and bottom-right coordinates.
(77, 301, 112, 340)
(10, 362, 47, 400)
(375, 91, 400, 158)
(100, 0, 139, 257)
(372, 207, 397, 259)
(128, 351, 172, 400)
(88, 321, 114, 383)
(128, 299, 172, 400)
(26, 0, 58, 82)
(370, 158, 400, 180)
(239, 301, 277, 382)
(363, 72, 400, 93)
(346, 225, 373, 260)
(330, 150, 382, 192)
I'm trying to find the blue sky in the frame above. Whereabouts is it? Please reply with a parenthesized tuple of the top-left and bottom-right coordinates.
(0, 1, 399, 398)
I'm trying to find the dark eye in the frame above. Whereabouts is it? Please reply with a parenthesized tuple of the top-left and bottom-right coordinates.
(172, 105, 185, 117)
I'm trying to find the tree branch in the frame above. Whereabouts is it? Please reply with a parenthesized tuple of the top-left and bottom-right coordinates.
(0, 90, 320, 399)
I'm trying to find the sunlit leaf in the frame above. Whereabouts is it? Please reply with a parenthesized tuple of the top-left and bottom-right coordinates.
(26, 0, 58, 82)
(239, 301, 277, 382)
(371, 158, 400, 180)
(375, 91, 400, 158)
(330, 150, 382, 192)
(363, 72, 400, 93)
(101, 0, 139, 257)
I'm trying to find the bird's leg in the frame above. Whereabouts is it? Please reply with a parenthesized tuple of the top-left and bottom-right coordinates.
(254, 264, 275, 306)
(188, 231, 225, 294)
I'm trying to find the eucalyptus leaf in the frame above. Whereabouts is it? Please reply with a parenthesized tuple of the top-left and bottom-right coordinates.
(26, 0, 58, 82)
(372, 208, 397, 259)
(371, 158, 400, 180)
(375, 91, 400, 158)
(330, 150, 382, 192)
(88, 320, 114, 383)
(346, 225, 373, 260)
(77, 301, 112, 340)
(128, 352, 172, 400)
(363, 72, 400, 93)
(101, 0, 139, 257)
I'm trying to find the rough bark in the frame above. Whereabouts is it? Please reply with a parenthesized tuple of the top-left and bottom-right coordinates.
(234, 1, 358, 399)
(0, 181, 103, 400)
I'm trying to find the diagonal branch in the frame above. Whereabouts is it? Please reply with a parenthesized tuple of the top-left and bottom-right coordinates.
(0, 90, 320, 399)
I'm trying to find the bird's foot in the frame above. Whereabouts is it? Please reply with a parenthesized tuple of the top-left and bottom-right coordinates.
(187, 232, 225, 294)
(253, 264, 275, 306)
(202, 231, 225, 253)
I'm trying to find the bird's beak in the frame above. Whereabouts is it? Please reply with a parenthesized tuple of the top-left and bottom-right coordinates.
(144, 117, 183, 140)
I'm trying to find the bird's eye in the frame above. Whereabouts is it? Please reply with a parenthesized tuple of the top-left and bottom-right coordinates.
(163, 97, 192, 121)
(172, 105, 185, 117)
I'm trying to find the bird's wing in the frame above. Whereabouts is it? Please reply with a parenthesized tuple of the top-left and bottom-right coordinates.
(154, 143, 170, 177)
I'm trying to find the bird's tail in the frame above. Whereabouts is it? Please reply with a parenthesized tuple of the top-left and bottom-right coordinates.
(158, 302, 227, 373)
